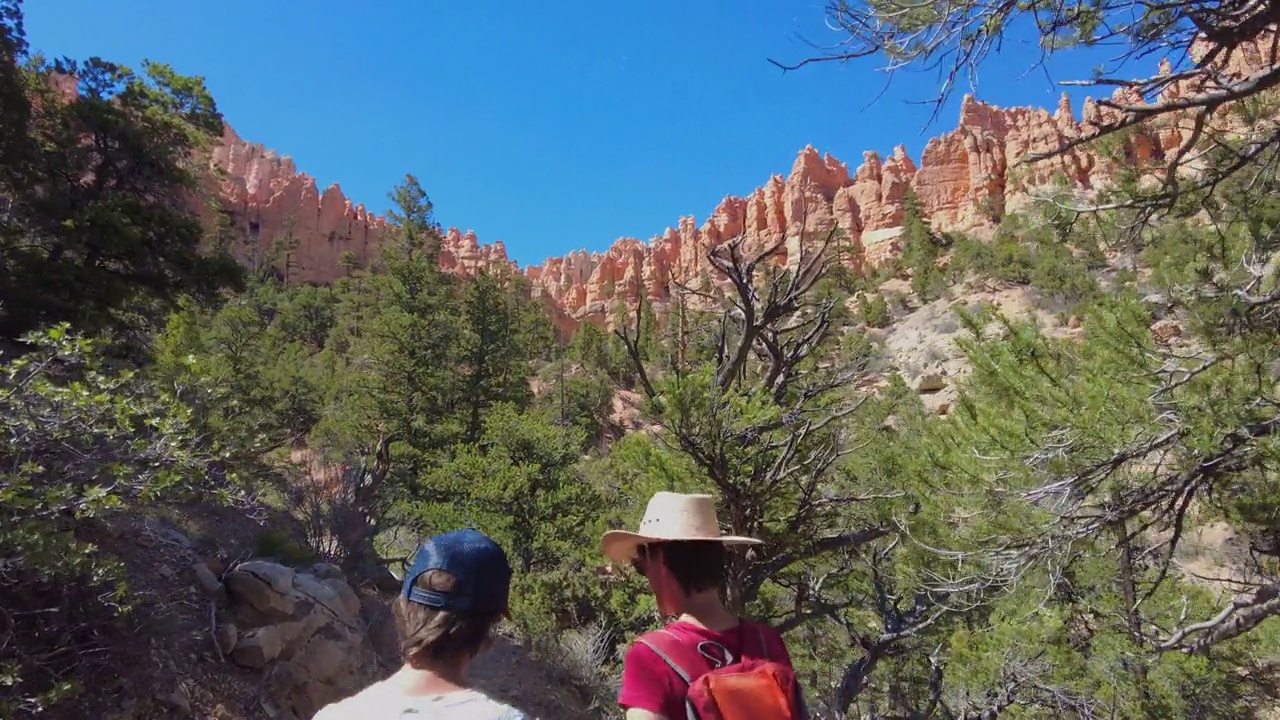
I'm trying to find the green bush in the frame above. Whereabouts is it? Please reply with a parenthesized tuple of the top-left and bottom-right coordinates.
(533, 362, 615, 450)
(856, 292, 894, 328)
(951, 222, 1099, 305)
(413, 405, 616, 636)
(254, 527, 317, 566)
(0, 324, 234, 715)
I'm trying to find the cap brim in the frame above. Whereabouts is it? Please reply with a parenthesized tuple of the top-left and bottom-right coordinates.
(599, 530, 763, 566)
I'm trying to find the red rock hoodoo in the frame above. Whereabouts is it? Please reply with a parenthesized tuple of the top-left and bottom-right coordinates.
(206, 42, 1273, 326)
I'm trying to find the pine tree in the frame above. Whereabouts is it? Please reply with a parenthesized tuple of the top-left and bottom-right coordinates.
(458, 270, 534, 442)
(861, 153, 1280, 717)
(416, 404, 609, 633)
(304, 176, 464, 578)
(900, 189, 945, 301)
(354, 174, 463, 456)
(0, 9, 242, 340)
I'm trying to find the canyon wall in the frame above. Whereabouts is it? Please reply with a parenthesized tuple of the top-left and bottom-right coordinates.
(209, 127, 519, 285)
(207, 42, 1263, 326)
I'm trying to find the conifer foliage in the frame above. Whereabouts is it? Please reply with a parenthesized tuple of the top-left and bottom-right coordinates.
(0, 0, 241, 342)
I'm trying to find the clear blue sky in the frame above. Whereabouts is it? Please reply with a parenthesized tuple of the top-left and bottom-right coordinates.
(26, 1, 1126, 267)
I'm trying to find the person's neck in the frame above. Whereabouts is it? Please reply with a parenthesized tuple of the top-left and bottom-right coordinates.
(672, 591, 739, 632)
(395, 659, 471, 697)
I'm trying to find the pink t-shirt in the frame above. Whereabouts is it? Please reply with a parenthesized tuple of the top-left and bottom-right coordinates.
(618, 620, 794, 719)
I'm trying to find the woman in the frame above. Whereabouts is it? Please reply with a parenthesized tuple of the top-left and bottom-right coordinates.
(314, 528, 529, 719)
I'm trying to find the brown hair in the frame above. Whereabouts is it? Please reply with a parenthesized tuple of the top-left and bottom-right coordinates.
(394, 570, 504, 668)
(645, 540, 726, 596)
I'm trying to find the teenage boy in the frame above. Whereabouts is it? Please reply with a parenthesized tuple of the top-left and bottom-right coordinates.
(601, 491, 805, 720)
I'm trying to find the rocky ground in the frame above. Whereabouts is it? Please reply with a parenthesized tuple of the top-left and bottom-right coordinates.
(72, 497, 597, 720)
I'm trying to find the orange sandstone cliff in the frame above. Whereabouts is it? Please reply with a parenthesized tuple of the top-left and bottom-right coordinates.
(207, 41, 1271, 326)
(209, 126, 519, 285)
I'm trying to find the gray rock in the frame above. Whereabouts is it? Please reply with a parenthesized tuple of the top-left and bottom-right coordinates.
(915, 372, 947, 393)
(143, 518, 196, 550)
(229, 625, 286, 668)
(226, 562, 297, 617)
(323, 577, 362, 620)
(215, 621, 239, 655)
(1141, 292, 1173, 319)
(227, 559, 379, 718)
(309, 562, 345, 581)
(292, 572, 341, 607)
(155, 685, 191, 716)
(191, 562, 225, 599)
(235, 561, 295, 594)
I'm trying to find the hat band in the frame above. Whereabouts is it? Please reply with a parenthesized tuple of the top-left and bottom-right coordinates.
(637, 521, 722, 538)
(407, 587, 505, 614)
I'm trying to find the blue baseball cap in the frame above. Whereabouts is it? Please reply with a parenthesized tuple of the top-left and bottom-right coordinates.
(401, 528, 512, 614)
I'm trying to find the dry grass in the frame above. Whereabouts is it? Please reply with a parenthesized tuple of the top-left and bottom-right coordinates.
(520, 620, 622, 719)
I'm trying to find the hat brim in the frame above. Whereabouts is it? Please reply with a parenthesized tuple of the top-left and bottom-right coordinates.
(600, 530, 763, 566)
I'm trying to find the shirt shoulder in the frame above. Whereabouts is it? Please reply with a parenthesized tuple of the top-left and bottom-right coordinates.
(420, 688, 530, 719)
(665, 619, 793, 667)
(471, 695, 530, 720)
(619, 634, 682, 715)
(315, 683, 529, 720)
(311, 681, 387, 719)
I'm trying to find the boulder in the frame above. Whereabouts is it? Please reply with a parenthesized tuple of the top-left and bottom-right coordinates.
(229, 625, 282, 668)
(226, 561, 297, 618)
(916, 372, 948, 393)
(155, 684, 192, 716)
(216, 558, 380, 718)
(1151, 318, 1184, 345)
(309, 562, 345, 581)
(191, 561, 226, 601)
(214, 621, 238, 656)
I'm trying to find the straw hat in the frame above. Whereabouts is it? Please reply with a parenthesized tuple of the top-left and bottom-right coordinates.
(600, 491, 762, 565)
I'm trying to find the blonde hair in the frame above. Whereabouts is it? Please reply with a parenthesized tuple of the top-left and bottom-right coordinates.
(394, 569, 503, 668)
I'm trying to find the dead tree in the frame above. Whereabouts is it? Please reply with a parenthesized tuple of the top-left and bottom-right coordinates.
(614, 210, 939, 713)
(617, 211, 888, 607)
(295, 435, 401, 590)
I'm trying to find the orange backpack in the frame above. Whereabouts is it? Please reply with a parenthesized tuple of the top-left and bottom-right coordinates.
(636, 620, 807, 720)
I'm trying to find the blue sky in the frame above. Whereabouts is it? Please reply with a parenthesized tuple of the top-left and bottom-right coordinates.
(26, 1, 1129, 267)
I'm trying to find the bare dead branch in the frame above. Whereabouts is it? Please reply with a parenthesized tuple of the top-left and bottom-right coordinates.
(613, 297, 658, 398)
(1156, 581, 1280, 652)
(614, 195, 884, 616)
(772, 0, 1280, 216)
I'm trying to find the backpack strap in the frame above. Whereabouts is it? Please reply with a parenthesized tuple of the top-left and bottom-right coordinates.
(636, 629, 717, 681)
(636, 630, 714, 720)
(743, 619, 772, 662)
(740, 620, 811, 720)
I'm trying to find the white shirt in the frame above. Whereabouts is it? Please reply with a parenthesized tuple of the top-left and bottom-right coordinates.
(313, 680, 529, 720)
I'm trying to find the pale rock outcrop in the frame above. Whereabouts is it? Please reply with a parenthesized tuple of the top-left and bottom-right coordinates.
(439, 228, 519, 277)
(209, 127, 389, 285)
(196, 558, 380, 720)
